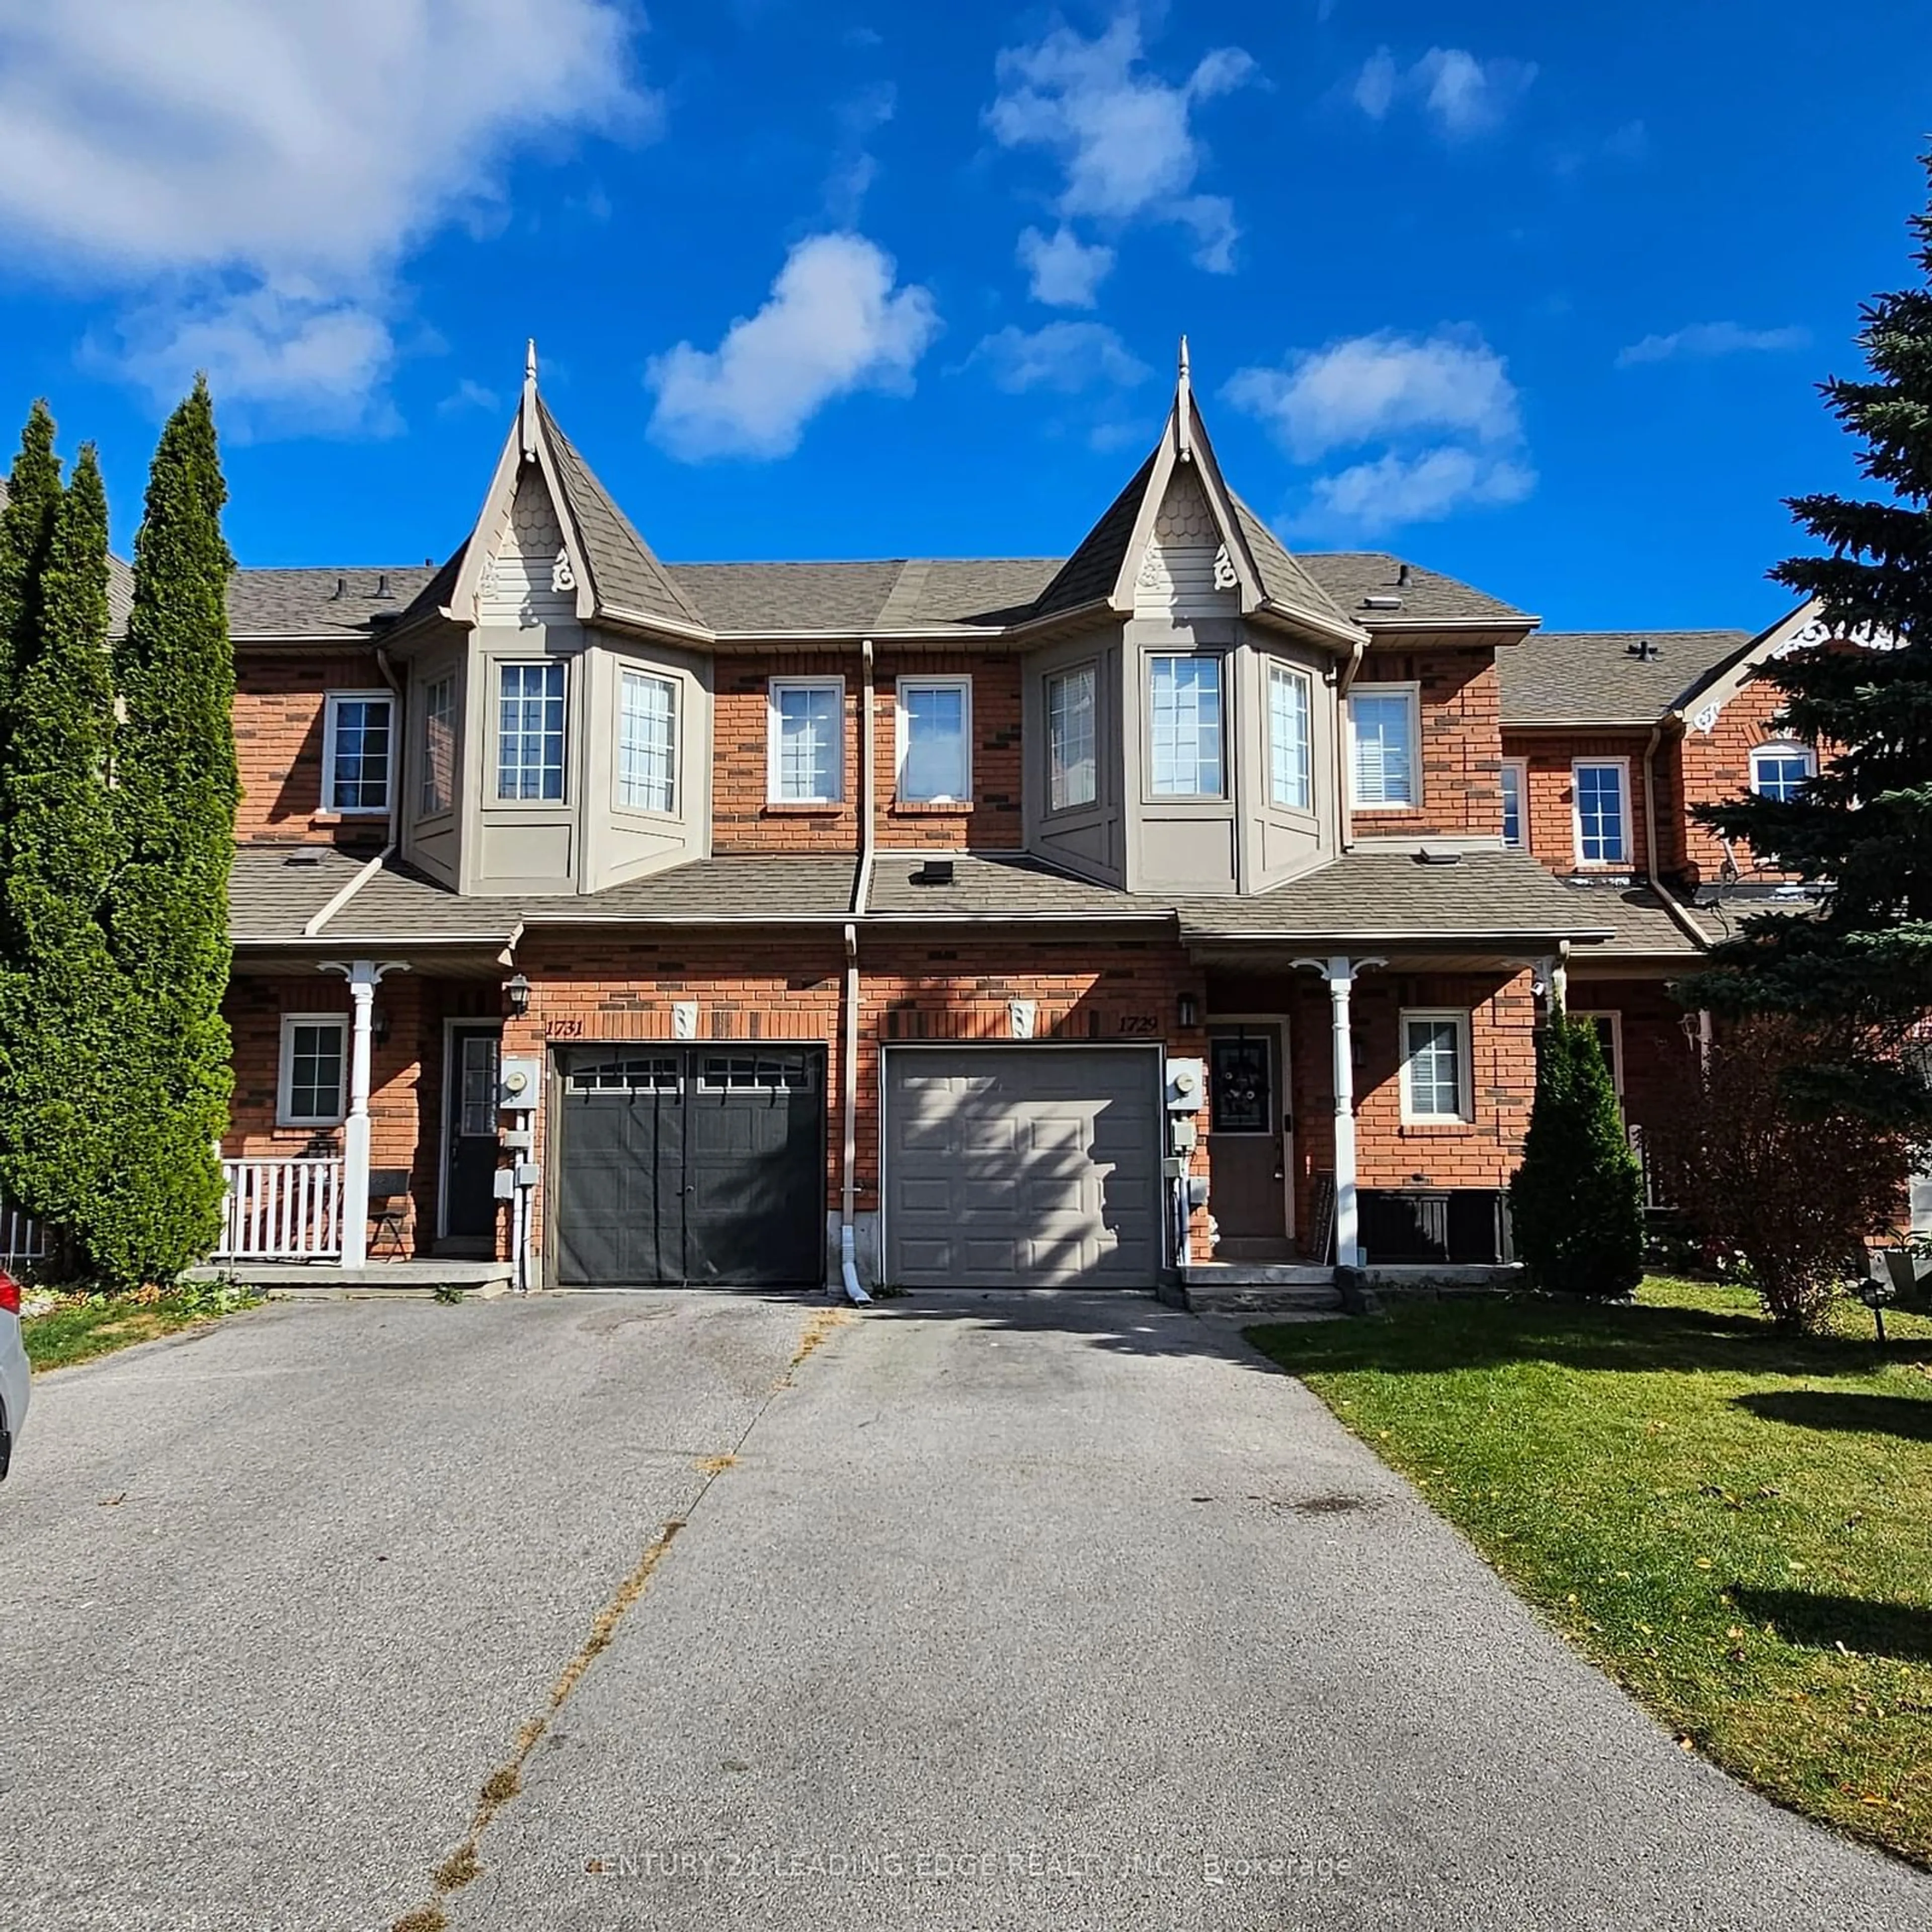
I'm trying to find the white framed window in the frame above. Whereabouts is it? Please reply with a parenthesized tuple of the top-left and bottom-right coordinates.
(1046, 663, 1097, 811)
(617, 669, 678, 814)
(1400, 1009, 1473, 1124)
(1348, 682, 1420, 809)
(322, 692, 394, 815)
(1147, 653, 1226, 798)
(1573, 1011, 1624, 1097)
(1267, 661, 1313, 811)
(497, 661, 567, 801)
(278, 1014, 348, 1128)
(1572, 758, 1631, 865)
(768, 677, 845, 804)
(896, 675, 972, 803)
(419, 674, 455, 817)
(1750, 741, 1815, 801)
(1500, 757, 1527, 850)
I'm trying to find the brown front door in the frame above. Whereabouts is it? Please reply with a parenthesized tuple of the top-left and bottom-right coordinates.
(1208, 1025, 1290, 1257)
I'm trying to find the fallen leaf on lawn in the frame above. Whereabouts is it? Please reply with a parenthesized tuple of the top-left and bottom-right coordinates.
(1695, 1557, 1713, 1569)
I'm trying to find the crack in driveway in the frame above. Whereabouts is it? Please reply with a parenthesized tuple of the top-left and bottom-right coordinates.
(387, 1306, 854, 1932)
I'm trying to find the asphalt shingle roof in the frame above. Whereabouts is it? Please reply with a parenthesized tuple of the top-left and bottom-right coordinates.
(1295, 551, 1531, 626)
(227, 566, 440, 640)
(1554, 876, 1711, 957)
(1171, 850, 1615, 944)
(1499, 628, 1752, 726)
(865, 852, 1164, 919)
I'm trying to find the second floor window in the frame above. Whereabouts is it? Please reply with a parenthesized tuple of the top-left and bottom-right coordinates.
(498, 661, 566, 801)
(1573, 759, 1630, 864)
(769, 677, 844, 803)
(1267, 661, 1312, 811)
(1046, 664, 1096, 810)
(1750, 741, 1814, 801)
(898, 675, 972, 803)
(618, 670, 678, 813)
(420, 674, 455, 817)
(1348, 684, 1418, 809)
(1148, 654, 1225, 798)
(323, 692, 393, 815)
(1500, 758, 1527, 850)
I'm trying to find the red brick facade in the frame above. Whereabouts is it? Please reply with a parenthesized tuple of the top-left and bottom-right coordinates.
(1346, 647, 1504, 841)
(234, 652, 392, 848)
(1503, 729, 1656, 873)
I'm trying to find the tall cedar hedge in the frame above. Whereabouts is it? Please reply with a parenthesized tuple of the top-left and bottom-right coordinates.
(91, 378, 239, 1284)
(1683, 157, 1932, 1136)
(0, 445, 128, 1263)
(1508, 1013, 1645, 1299)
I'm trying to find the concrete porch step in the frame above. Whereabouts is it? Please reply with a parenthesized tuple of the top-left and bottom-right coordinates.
(186, 1259, 515, 1299)
(1176, 1264, 1346, 1317)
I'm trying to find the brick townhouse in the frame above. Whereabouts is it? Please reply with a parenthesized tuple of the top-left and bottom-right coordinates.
(214, 344, 1843, 1295)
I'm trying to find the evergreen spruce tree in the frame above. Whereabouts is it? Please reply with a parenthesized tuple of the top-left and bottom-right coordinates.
(0, 401, 62, 743)
(1508, 1012, 1646, 1299)
(96, 378, 238, 1285)
(0, 446, 128, 1266)
(1684, 157, 1932, 1130)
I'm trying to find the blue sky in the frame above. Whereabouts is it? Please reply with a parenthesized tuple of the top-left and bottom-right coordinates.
(1, 1, 1927, 630)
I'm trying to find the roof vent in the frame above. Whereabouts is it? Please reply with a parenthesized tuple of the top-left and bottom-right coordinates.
(1416, 844, 1464, 866)
(373, 573, 392, 600)
(328, 576, 347, 600)
(282, 850, 324, 867)
(1396, 562, 1412, 589)
(913, 858, 955, 887)
(1361, 594, 1403, 611)
(1625, 639, 1659, 661)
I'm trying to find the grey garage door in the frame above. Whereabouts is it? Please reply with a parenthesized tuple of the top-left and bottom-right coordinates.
(554, 1046, 826, 1287)
(882, 1046, 1162, 1288)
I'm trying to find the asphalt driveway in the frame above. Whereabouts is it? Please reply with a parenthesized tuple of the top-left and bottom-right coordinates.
(4, 1290, 1927, 1932)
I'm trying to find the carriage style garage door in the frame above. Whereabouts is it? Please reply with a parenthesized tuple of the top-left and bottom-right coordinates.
(553, 1046, 825, 1287)
(882, 1045, 1163, 1289)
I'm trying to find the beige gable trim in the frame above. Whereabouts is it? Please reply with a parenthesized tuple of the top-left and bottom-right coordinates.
(1677, 600, 1817, 735)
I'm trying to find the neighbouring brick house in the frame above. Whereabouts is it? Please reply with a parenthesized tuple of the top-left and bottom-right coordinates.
(213, 346, 1859, 1292)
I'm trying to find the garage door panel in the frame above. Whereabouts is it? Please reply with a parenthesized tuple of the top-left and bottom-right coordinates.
(883, 1046, 1161, 1290)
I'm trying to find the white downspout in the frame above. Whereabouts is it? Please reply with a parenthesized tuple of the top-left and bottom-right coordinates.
(838, 639, 877, 1306)
(1644, 715, 1717, 952)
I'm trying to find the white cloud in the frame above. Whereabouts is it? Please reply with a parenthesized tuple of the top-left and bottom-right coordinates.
(1351, 45, 1536, 138)
(439, 377, 502, 417)
(973, 322, 1150, 394)
(647, 233, 940, 461)
(0, 0, 654, 430)
(1225, 329, 1521, 462)
(1016, 225, 1116, 307)
(1617, 321, 1811, 368)
(1299, 447, 1535, 536)
(824, 83, 897, 226)
(1227, 328, 1534, 535)
(987, 15, 1255, 277)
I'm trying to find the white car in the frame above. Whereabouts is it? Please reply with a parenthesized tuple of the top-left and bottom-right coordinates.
(0, 1267, 28, 1480)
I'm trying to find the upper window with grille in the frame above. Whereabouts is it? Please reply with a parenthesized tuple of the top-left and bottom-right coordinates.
(617, 669, 678, 814)
(1147, 653, 1226, 799)
(419, 674, 455, 817)
(1046, 664, 1097, 812)
(1267, 661, 1313, 812)
(768, 678, 844, 804)
(323, 692, 393, 815)
(1750, 742, 1815, 802)
(1572, 759, 1630, 864)
(497, 661, 566, 802)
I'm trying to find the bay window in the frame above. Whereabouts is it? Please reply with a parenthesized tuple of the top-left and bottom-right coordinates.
(617, 669, 678, 814)
(1267, 661, 1313, 811)
(1147, 653, 1225, 798)
(497, 661, 567, 801)
(1046, 664, 1097, 811)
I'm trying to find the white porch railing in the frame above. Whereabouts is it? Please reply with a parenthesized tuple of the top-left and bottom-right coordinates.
(0, 1199, 47, 1270)
(217, 1158, 344, 1260)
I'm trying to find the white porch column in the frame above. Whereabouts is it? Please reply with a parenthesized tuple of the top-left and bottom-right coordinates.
(1293, 955, 1384, 1269)
(323, 959, 408, 1269)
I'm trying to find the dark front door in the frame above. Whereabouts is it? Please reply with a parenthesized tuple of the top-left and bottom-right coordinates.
(443, 1025, 502, 1245)
(1207, 1025, 1289, 1257)
(554, 1046, 825, 1287)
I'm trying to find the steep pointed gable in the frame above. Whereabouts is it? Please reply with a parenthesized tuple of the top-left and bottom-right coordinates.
(446, 346, 711, 641)
(1028, 342, 1365, 650)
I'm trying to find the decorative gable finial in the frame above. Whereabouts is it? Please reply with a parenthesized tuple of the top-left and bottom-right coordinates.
(1176, 333, 1192, 463)
(520, 337, 539, 461)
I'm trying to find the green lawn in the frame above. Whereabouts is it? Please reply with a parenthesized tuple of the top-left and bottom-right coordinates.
(1249, 1277, 1932, 1867)
(24, 1282, 260, 1372)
